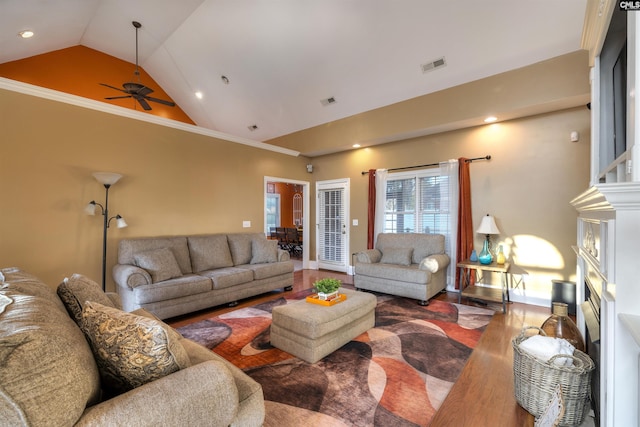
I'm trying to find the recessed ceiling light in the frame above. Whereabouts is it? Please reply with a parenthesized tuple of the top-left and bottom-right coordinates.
(484, 116, 497, 123)
(18, 30, 34, 39)
(353, 144, 361, 148)
(195, 91, 203, 99)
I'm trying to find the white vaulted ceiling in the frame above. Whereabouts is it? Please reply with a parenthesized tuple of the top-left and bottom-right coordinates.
(0, 0, 587, 142)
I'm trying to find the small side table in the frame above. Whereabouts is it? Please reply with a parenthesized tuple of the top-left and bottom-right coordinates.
(458, 259, 510, 313)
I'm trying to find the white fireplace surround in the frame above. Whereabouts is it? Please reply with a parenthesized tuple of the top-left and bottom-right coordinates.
(571, 183, 640, 427)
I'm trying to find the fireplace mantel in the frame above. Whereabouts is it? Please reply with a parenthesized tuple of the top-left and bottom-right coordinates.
(571, 183, 640, 426)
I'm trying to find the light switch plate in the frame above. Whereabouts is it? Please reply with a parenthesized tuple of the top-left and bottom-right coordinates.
(352, 219, 358, 226)
(242, 221, 251, 228)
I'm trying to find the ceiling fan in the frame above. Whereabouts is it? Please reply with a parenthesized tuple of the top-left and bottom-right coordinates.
(100, 21, 175, 111)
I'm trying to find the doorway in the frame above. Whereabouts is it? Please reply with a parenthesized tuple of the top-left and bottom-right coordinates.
(264, 176, 310, 270)
(316, 178, 350, 272)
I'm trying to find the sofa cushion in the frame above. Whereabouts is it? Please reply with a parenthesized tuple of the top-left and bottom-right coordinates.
(132, 275, 213, 305)
(380, 247, 413, 266)
(0, 268, 101, 427)
(239, 261, 295, 280)
(356, 262, 431, 284)
(57, 273, 117, 325)
(188, 234, 234, 272)
(81, 301, 191, 394)
(375, 233, 445, 264)
(250, 239, 278, 264)
(227, 233, 265, 266)
(200, 267, 255, 290)
(134, 247, 183, 283)
(118, 237, 193, 274)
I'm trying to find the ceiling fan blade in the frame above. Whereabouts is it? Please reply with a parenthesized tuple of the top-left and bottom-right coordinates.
(105, 95, 133, 100)
(100, 83, 128, 93)
(145, 96, 176, 107)
(136, 97, 152, 111)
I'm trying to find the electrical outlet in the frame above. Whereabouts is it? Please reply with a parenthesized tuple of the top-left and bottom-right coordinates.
(352, 219, 358, 226)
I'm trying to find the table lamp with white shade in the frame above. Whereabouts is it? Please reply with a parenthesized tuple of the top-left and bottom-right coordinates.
(476, 214, 500, 264)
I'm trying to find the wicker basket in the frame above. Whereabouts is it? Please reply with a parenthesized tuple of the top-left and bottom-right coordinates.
(512, 326, 594, 426)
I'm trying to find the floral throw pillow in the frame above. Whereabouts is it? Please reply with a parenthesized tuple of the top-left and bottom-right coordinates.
(80, 301, 191, 394)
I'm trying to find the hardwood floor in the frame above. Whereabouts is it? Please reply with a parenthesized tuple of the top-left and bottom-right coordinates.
(167, 270, 560, 426)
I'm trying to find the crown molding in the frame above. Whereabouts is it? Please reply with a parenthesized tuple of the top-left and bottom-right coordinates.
(0, 77, 300, 157)
(581, 0, 616, 66)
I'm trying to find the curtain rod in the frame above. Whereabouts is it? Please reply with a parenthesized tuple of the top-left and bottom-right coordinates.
(360, 155, 491, 175)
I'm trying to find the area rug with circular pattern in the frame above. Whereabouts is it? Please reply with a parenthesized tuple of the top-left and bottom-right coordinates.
(176, 290, 494, 427)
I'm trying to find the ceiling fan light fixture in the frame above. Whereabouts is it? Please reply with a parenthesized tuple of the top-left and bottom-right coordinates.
(99, 20, 175, 111)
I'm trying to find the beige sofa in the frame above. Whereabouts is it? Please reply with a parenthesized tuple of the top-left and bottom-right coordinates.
(0, 267, 264, 427)
(113, 233, 294, 319)
(354, 233, 450, 305)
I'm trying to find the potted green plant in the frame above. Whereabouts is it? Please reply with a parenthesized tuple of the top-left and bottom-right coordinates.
(313, 278, 342, 301)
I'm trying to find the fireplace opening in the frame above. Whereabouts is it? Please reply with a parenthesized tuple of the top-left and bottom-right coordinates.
(582, 276, 601, 425)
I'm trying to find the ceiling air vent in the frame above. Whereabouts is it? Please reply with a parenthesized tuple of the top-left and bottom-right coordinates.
(321, 97, 337, 106)
(421, 57, 446, 74)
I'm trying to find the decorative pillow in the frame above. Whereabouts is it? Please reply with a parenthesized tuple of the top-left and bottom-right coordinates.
(250, 239, 278, 264)
(57, 273, 116, 325)
(80, 301, 191, 394)
(380, 247, 414, 266)
(134, 247, 183, 283)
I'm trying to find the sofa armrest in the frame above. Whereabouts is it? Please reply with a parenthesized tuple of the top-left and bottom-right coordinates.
(112, 264, 151, 290)
(76, 361, 239, 427)
(419, 254, 450, 273)
(355, 249, 382, 264)
(277, 249, 290, 262)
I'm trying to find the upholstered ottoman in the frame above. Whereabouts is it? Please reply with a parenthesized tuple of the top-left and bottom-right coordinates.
(270, 288, 376, 363)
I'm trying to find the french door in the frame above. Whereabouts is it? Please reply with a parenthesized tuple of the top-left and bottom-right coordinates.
(316, 179, 349, 272)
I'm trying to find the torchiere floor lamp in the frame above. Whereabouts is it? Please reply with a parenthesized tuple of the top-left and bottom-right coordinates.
(85, 172, 128, 291)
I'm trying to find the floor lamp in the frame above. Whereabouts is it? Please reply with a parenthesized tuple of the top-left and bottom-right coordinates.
(85, 172, 128, 291)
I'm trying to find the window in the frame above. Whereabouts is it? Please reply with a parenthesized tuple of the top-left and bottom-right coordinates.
(384, 170, 451, 237)
(293, 193, 303, 227)
(266, 194, 281, 231)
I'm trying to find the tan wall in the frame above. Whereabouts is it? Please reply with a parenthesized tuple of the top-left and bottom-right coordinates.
(0, 89, 309, 290)
(1, 58, 591, 299)
(307, 107, 591, 295)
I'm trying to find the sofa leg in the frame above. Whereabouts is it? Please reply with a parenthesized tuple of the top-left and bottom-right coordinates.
(284, 286, 293, 291)
(418, 300, 429, 306)
(228, 301, 238, 307)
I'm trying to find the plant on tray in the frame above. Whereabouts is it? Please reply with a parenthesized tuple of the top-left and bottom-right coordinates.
(313, 278, 342, 301)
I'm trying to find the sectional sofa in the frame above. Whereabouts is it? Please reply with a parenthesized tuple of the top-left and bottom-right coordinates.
(113, 232, 294, 319)
(0, 268, 264, 426)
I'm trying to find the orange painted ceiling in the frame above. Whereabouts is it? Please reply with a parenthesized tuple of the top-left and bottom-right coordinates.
(0, 45, 194, 124)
